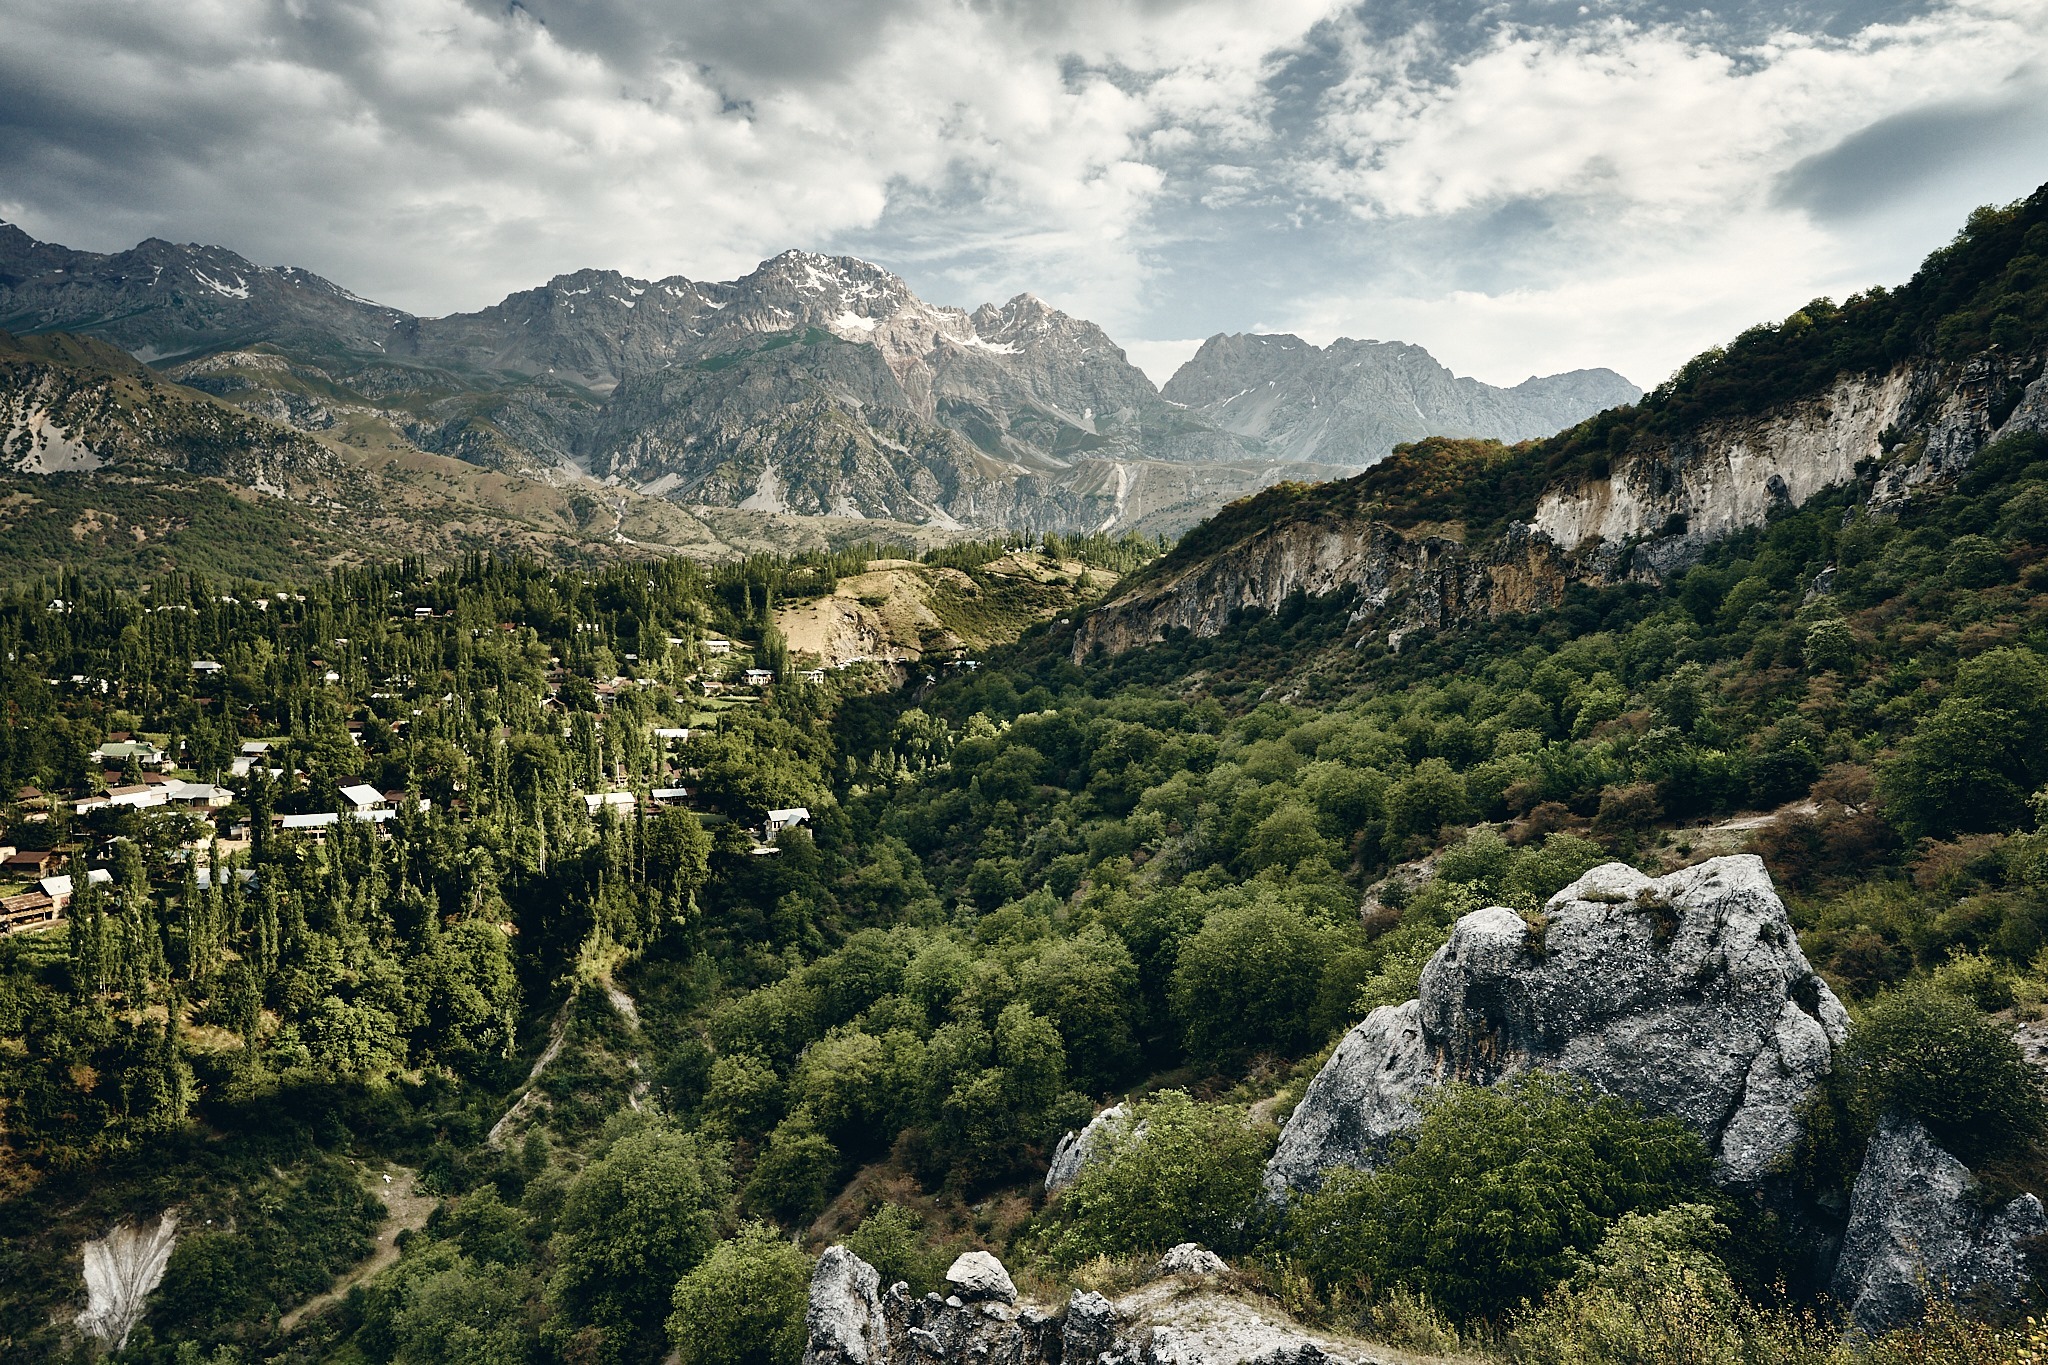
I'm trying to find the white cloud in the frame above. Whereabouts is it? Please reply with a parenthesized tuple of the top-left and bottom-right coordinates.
(1282, 0, 2048, 384)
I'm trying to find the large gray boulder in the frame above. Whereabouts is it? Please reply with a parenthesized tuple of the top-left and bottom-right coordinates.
(1831, 1112, 2048, 1334)
(1266, 856, 1849, 1195)
(945, 1250, 1017, 1304)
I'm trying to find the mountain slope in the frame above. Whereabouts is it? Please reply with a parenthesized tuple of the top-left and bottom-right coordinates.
(1161, 332, 1640, 466)
(1080, 189, 2048, 658)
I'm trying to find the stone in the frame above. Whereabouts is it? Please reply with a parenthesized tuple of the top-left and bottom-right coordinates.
(1046, 1102, 1144, 1193)
(1265, 856, 1849, 1196)
(1831, 1112, 2048, 1334)
(1155, 1244, 1230, 1280)
(946, 1250, 1017, 1304)
(805, 1246, 889, 1365)
(1063, 1290, 1120, 1364)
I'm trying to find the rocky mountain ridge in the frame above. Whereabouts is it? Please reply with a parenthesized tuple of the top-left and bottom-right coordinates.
(1076, 344, 2048, 657)
(0, 225, 1626, 537)
(1163, 332, 1639, 466)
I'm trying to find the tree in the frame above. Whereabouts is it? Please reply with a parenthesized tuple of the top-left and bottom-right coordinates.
(744, 1109, 841, 1225)
(1020, 926, 1141, 1091)
(545, 1120, 730, 1365)
(1169, 895, 1338, 1067)
(1881, 647, 2048, 838)
(667, 1224, 811, 1365)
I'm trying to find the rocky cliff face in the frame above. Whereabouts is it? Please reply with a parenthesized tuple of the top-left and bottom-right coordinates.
(1078, 347, 2048, 657)
(1265, 857, 1848, 1196)
(1161, 333, 1638, 467)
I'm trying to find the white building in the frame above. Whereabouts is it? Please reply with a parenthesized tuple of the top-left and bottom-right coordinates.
(766, 807, 811, 837)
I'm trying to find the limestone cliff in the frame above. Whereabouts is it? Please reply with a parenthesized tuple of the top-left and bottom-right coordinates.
(1076, 347, 2048, 660)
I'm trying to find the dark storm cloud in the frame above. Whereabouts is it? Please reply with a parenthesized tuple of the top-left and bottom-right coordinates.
(1774, 84, 2048, 221)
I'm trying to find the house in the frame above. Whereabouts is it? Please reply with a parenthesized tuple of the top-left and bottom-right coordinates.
(653, 727, 691, 741)
(649, 787, 692, 806)
(1, 890, 57, 932)
(167, 781, 232, 807)
(704, 638, 732, 656)
(583, 792, 638, 817)
(413, 606, 433, 619)
(240, 741, 272, 757)
(765, 807, 811, 837)
(3, 850, 59, 878)
(339, 784, 388, 814)
(191, 660, 225, 675)
(743, 668, 774, 687)
(94, 739, 168, 768)
(39, 868, 113, 912)
(799, 669, 827, 684)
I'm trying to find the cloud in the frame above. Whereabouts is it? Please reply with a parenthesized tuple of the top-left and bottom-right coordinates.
(0, 0, 2043, 391)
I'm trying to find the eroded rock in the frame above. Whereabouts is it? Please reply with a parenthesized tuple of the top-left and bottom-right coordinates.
(1265, 856, 1848, 1195)
(807, 1247, 1379, 1365)
(1046, 1102, 1144, 1193)
(75, 1212, 179, 1352)
(1830, 1112, 2048, 1334)
(1155, 1244, 1229, 1279)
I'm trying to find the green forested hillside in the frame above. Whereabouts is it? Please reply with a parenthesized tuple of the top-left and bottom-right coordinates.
(5, 199, 2048, 1365)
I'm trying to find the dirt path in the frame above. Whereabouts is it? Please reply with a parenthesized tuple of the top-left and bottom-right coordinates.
(280, 1163, 433, 1330)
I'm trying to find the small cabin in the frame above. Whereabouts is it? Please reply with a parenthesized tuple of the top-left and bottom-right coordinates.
(765, 807, 811, 838)
(704, 639, 732, 656)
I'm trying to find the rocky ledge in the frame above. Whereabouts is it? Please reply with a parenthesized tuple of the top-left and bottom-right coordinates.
(803, 1244, 1393, 1365)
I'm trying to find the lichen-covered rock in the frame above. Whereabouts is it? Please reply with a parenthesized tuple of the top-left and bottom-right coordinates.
(1046, 1102, 1144, 1193)
(1064, 1290, 1121, 1363)
(1266, 856, 1848, 1195)
(805, 1246, 889, 1365)
(946, 1250, 1017, 1304)
(1830, 1112, 2048, 1334)
(1155, 1244, 1229, 1279)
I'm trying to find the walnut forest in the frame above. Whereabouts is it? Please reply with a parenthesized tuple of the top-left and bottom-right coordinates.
(6, 190, 2048, 1365)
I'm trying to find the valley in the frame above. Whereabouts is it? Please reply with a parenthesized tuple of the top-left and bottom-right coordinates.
(0, 187, 2046, 1365)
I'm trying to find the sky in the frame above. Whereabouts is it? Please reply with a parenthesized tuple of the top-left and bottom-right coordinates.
(1, 1, 2045, 390)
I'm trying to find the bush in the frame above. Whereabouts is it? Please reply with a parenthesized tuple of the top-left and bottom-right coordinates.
(1844, 980, 2047, 1164)
(842, 1202, 948, 1295)
(1291, 1074, 1711, 1323)
(667, 1224, 812, 1365)
(1035, 1090, 1274, 1267)
(744, 1109, 842, 1225)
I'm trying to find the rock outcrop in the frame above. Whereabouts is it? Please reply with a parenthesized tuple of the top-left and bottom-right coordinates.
(1046, 1102, 1142, 1193)
(802, 1245, 1391, 1365)
(75, 1212, 179, 1351)
(1265, 857, 1849, 1195)
(1830, 1113, 2048, 1334)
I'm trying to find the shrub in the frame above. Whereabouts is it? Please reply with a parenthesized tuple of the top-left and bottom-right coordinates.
(1035, 1090, 1274, 1267)
(1844, 979, 2047, 1164)
(1291, 1074, 1711, 1323)
(1169, 896, 1340, 1067)
(667, 1224, 812, 1365)
(842, 1202, 948, 1295)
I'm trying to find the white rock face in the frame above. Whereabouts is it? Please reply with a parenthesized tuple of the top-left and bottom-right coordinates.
(1265, 856, 1848, 1195)
(945, 1250, 1017, 1304)
(1045, 1101, 1144, 1193)
(1155, 1244, 1229, 1279)
(75, 1213, 179, 1351)
(804, 1245, 888, 1365)
(1831, 1113, 2048, 1334)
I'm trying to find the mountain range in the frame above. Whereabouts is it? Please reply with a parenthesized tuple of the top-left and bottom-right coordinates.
(0, 223, 1638, 557)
